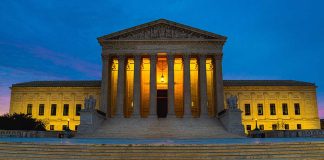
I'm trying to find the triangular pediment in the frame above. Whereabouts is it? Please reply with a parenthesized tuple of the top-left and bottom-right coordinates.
(98, 19, 227, 41)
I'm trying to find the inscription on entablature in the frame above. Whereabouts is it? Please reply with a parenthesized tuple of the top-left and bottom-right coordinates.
(103, 41, 222, 54)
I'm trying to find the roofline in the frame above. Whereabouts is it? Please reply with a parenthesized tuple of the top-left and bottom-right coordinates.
(97, 18, 227, 42)
(10, 80, 316, 88)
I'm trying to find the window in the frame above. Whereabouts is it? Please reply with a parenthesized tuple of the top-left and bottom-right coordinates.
(51, 104, 57, 116)
(27, 104, 32, 115)
(272, 124, 277, 130)
(297, 124, 302, 130)
(76, 104, 82, 116)
(257, 104, 263, 115)
(244, 104, 251, 115)
(75, 125, 78, 131)
(270, 103, 276, 115)
(285, 124, 289, 130)
(294, 103, 300, 115)
(39, 104, 44, 116)
(282, 103, 288, 115)
(50, 125, 54, 131)
(259, 125, 264, 130)
(63, 104, 69, 116)
(63, 125, 68, 131)
(246, 125, 251, 131)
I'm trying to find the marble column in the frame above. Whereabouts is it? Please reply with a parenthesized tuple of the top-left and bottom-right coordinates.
(133, 55, 142, 117)
(199, 55, 208, 117)
(183, 55, 192, 117)
(100, 55, 112, 117)
(149, 55, 157, 117)
(167, 55, 175, 117)
(214, 54, 225, 115)
(116, 55, 126, 118)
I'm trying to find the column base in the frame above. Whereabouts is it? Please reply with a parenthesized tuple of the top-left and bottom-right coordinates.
(167, 114, 176, 118)
(148, 115, 157, 118)
(183, 114, 192, 118)
(131, 114, 141, 118)
(114, 114, 124, 118)
(199, 114, 209, 118)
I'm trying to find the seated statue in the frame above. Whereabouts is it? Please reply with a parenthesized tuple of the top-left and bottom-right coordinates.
(84, 95, 96, 111)
(226, 95, 238, 109)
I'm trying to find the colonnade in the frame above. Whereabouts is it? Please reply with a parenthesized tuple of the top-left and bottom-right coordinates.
(100, 54, 224, 118)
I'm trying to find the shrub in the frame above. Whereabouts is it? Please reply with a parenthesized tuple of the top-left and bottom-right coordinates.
(0, 113, 46, 131)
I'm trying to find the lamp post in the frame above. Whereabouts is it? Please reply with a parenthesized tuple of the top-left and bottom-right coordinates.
(254, 118, 259, 130)
(67, 118, 70, 130)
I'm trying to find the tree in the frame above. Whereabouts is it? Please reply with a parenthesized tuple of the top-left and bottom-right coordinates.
(0, 113, 46, 131)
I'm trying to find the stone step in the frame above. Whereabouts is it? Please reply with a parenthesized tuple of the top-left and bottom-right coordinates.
(1, 142, 324, 149)
(77, 117, 239, 138)
(0, 152, 323, 160)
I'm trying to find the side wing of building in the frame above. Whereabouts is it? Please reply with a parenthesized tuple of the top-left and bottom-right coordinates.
(224, 80, 320, 133)
(9, 81, 101, 131)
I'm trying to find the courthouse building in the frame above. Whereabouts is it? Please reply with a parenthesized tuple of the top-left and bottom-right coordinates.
(9, 19, 320, 134)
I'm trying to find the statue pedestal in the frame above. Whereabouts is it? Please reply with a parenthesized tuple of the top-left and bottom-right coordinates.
(218, 108, 244, 135)
(78, 109, 106, 134)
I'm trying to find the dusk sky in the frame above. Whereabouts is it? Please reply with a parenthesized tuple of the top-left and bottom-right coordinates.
(0, 0, 323, 118)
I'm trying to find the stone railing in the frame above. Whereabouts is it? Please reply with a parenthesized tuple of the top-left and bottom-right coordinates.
(249, 129, 324, 138)
(0, 130, 76, 138)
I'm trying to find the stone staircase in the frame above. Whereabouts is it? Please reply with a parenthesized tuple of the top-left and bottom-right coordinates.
(77, 117, 242, 138)
(0, 141, 324, 159)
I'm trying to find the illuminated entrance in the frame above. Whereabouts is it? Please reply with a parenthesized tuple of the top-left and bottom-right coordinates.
(157, 89, 168, 118)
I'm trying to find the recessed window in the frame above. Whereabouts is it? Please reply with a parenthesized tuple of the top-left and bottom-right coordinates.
(285, 124, 289, 130)
(272, 124, 277, 130)
(245, 104, 251, 115)
(297, 124, 302, 130)
(27, 104, 32, 115)
(63, 104, 69, 116)
(246, 125, 251, 131)
(51, 104, 57, 116)
(294, 103, 301, 115)
(50, 125, 54, 131)
(270, 103, 276, 115)
(39, 104, 44, 116)
(282, 103, 288, 115)
(257, 104, 263, 115)
(76, 104, 82, 116)
(259, 125, 264, 130)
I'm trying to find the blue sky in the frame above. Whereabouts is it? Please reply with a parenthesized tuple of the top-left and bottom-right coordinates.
(0, 0, 323, 118)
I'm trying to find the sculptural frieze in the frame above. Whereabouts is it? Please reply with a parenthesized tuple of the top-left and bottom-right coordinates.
(108, 24, 214, 40)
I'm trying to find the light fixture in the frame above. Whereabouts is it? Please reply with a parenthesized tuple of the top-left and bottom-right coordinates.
(160, 60, 165, 83)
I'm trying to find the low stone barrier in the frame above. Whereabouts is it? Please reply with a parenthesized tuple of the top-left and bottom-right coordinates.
(0, 130, 76, 138)
(249, 129, 324, 138)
